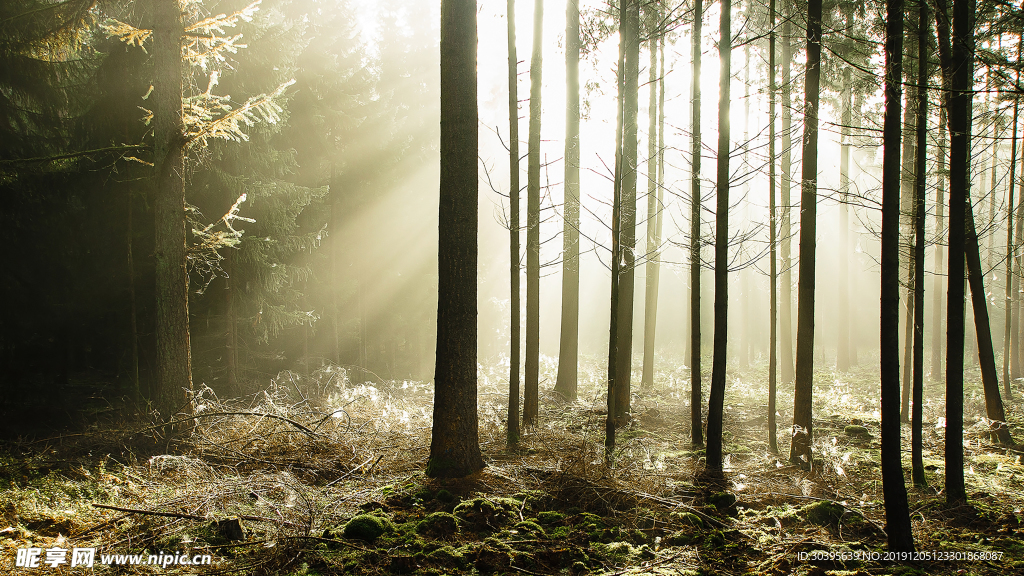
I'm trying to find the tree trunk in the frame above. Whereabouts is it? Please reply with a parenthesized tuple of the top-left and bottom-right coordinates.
(768, 0, 779, 454)
(789, 0, 822, 469)
(779, 0, 795, 384)
(880, 0, 915, 551)
(153, 0, 193, 414)
(524, 0, 543, 427)
(936, 0, 969, 505)
(1003, 36, 1020, 395)
(932, 105, 947, 380)
(641, 19, 661, 393)
(606, 0, 629, 456)
(613, 0, 640, 421)
(428, 0, 485, 479)
(912, 2, 929, 488)
(226, 250, 238, 396)
(506, 0, 522, 445)
(555, 0, 581, 402)
(900, 34, 919, 424)
(837, 12, 853, 372)
(127, 186, 140, 402)
(1013, 35, 1024, 384)
(689, 0, 704, 447)
(704, 0, 731, 473)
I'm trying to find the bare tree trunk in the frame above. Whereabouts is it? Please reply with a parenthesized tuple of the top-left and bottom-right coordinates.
(506, 0, 522, 445)
(1003, 37, 1019, 397)
(127, 187, 140, 402)
(705, 0, 732, 473)
(880, 0, 915, 551)
(641, 12, 661, 393)
(768, 0, 779, 454)
(899, 32, 919, 424)
(1012, 35, 1024, 385)
(789, 0, 822, 469)
(524, 0, 544, 427)
(153, 0, 193, 414)
(837, 9, 853, 372)
(226, 251, 238, 396)
(779, 0, 795, 384)
(912, 2, 929, 488)
(689, 0, 704, 447)
(613, 0, 640, 421)
(555, 0, 581, 402)
(428, 0, 485, 479)
(932, 106, 947, 379)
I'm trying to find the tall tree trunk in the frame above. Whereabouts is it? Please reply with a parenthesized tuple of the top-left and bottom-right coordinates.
(741, 0, 752, 367)
(1012, 34, 1024, 384)
(428, 0, 485, 479)
(789, 0, 822, 469)
(779, 0, 795, 384)
(705, 0, 732, 473)
(606, 0, 629, 456)
(912, 1, 929, 488)
(880, 0, 915, 551)
(506, 0, 522, 445)
(613, 0, 640, 421)
(226, 251, 238, 396)
(932, 105, 947, 379)
(768, 0, 779, 454)
(1004, 38, 1019, 397)
(555, 0, 581, 402)
(641, 17, 661, 393)
(127, 187, 140, 402)
(837, 24, 852, 373)
(936, 0, 969, 505)
(689, 0, 704, 447)
(524, 0, 543, 427)
(900, 33, 919, 424)
(153, 0, 193, 414)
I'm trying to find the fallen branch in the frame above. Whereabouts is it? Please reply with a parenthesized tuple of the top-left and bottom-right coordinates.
(90, 503, 304, 528)
(136, 411, 320, 438)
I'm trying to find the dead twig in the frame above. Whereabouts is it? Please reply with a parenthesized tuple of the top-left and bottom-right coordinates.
(90, 503, 305, 528)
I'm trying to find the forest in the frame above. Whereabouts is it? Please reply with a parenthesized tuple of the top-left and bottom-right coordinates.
(2, 0, 1024, 574)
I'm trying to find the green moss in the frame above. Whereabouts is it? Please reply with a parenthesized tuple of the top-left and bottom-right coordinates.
(537, 510, 565, 525)
(802, 500, 845, 527)
(704, 530, 726, 548)
(707, 492, 737, 510)
(666, 530, 693, 546)
(597, 541, 634, 560)
(342, 514, 393, 541)
(550, 525, 572, 539)
(670, 511, 705, 528)
(514, 520, 546, 536)
(435, 489, 454, 503)
(453, 497, 520, 529)
(844, 425, 871, 437)
(425, 545, 467, 568)
(416, 512, 459, 538)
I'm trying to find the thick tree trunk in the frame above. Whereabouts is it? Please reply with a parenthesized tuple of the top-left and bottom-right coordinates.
(768, 0, 779, 454)
(524, 0, 543, 427)
(506, 0, 522, 445)
(779, 1, 795, 384)
(555, 0, 581, 402)
(613, 0, 640, 421)
(880, 0, 915, 551)
(932, 106, 947, 379)
(789, 0, 822, 469)
(428, 0, 485, 479)
(937, 0, 970, 505)
(705, 0, 731, 474)
(641, 24, 660, 393)
(689, 0, 704, 447)
(153, 0, 193, 414)
(912, 3, 929, 488)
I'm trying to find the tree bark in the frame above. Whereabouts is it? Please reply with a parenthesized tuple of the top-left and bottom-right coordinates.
(837, 11, 853, 373)
(704, 0, 731, 473)
(524, 0, 543, 427)
(613, 0, 640, 421)
(689, 0, 704, 447)
(506, 0, 522, 445)
(932, 105, 947, 380)
(153, 0, 193, 414)
(900, 31, 919, 424)
(555, 0, 581, 402)
(912, 2, 929, 488)
(641, 15, 661, 393)
(1003, 36, 1020, 395)
(880, 0, 915, 551)
(428, 0, 485, 479)
(789, 0, 822, 469)
(779, 0, 795, 384)
(768, 0, 779, 454)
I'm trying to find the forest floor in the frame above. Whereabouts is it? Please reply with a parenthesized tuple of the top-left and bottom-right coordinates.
(2, 356, 1024, 575)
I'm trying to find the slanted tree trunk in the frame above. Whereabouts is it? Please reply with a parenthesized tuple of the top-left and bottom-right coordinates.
(641, 15, 661, 393)
(428, 0, 485, 479)
(506, 0, 522, 445)
(606, 0, 630, 456)
(779, 0, 795, 384)
(912, 1, 929, 488)
(932, 105, 947, 380)
(880, 0, 915, 551)
(555, 0, 581, 402)
(689, 0, 704, 447)
(789, 0, 822, 469)
(936, 0, 969, 505)
(767, 0, 779, 454)
(524, 0, 544, 427)
(153, 0, 193, 414)
(613, 0, 640, 421)
(704, 0, 732, 474)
